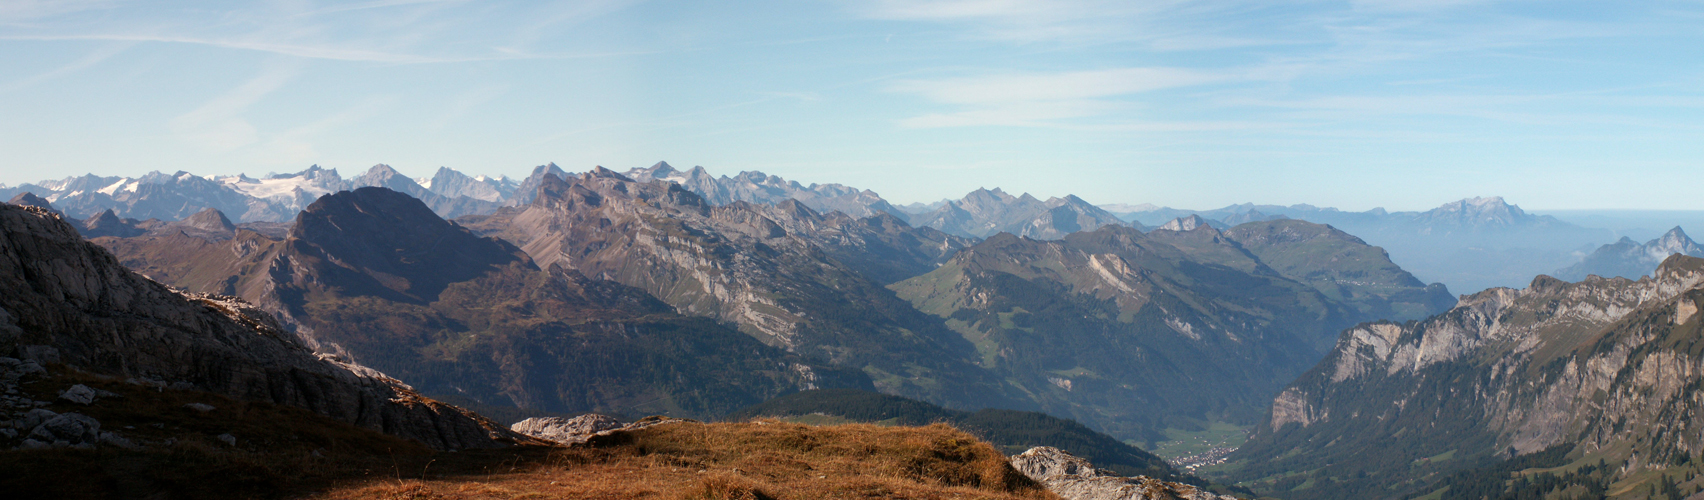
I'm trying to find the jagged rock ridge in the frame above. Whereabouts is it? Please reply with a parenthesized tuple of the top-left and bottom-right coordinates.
(624, 161, 907, 220)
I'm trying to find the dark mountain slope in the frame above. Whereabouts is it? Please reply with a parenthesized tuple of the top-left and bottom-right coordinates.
(0, 202, 523, 451)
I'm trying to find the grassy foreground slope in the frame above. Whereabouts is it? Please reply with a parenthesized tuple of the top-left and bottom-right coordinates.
(4, 373, 1054, 500)
(311, 420, 1056, 500)
(726, 388, 1179, 481)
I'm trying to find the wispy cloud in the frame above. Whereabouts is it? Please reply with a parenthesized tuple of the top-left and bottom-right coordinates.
(168, 62, 302, 152)
(889, 67, 1234, 127)
(2, 0, 645, 64)
(254, 95, 400, 167)
(429, 84, 510, 131)
(0, 0, 115, 24)
(892, 68, 1228, 103)
(0, 41, 129, 92)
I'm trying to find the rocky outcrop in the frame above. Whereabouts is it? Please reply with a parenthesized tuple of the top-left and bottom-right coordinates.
(6, 193, 61, 217)
(0, 203, 529, 451)
(511, 414, 625, 444)
(1232, 255, 1704, 498)
(1010, 447, 1235, 500)
(507, 414, 691, 445)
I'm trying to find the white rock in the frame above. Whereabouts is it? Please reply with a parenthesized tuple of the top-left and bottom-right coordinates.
(510, 414, 626, 444)
(58, 384, 97, 405)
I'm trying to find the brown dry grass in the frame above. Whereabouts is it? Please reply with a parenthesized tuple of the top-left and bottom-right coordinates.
(310, 420, 1058, 500)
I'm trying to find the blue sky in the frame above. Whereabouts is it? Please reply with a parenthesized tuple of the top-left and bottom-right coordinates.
(1, 0, 1701, 210)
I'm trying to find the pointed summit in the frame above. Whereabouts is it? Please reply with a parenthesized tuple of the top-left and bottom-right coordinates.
(79, 209, 143, 238)
(1413, 196, 1536, 227)
(1158, 214, 1214, 232)
(292, 187, 529, 303)
(7, 192, 60, 217)
(1556, 225, 1704, 281)
(180, 207, 236, 233)
(1649, 226, 1702, 258)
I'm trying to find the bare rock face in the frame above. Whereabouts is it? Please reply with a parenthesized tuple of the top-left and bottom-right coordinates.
(510, 414, 626, 444)
(0, 203, 531, 451)
(477, 168, 1020, 410)
(1010, 447, 1235, 500)
(1235, 254, 1704, 498)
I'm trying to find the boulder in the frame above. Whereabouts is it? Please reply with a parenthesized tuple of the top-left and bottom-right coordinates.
(511, 414, 624, 444)
(29, 412, 100, 444)
(1010, 447, 1235, 500)
(58, 384, 96, 405)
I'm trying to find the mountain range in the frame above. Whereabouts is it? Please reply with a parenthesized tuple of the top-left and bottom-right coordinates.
(0, 164, 512, 223)
(17, 160, 1704, 500)
(54, 166, 1455, 448)
(7, 163, 1646, 298)
(891, 217, 1454, 443)
(93, 187, 871, 419)
(1555, 226, 1703, 281)
(1107, 197, 1616, 294)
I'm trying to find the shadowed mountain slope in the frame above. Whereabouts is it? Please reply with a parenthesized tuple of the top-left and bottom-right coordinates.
(0, 202, 527, 451)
